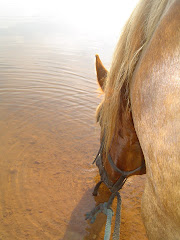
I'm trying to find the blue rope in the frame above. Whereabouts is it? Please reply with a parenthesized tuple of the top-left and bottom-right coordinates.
(104, 208, 113, 240)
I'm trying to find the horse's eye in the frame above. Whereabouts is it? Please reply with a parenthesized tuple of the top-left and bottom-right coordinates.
(96, 112, 103, 127)
(96, 113, 100, 123)
(96, 103, 103, 124)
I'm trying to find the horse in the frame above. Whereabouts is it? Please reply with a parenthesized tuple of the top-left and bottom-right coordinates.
(94, 0, 180, 239)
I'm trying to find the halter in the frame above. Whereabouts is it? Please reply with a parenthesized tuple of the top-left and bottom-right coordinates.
(86, 137, 145, 239)
(92, 137, 144, 195)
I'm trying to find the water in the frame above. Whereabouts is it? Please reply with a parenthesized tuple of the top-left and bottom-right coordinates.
(0, 14, 147, 240)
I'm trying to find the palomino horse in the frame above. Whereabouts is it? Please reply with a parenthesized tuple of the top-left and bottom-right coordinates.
(94, 0, 180, 239)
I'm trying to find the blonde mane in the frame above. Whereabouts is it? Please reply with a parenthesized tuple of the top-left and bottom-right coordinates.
(97, 0, 169, 153)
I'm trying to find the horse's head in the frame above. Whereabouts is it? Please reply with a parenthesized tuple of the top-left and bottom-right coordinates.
(94, 55, 146, 194)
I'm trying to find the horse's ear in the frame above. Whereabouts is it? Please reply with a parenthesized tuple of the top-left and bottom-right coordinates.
(95, 54, 108, 91)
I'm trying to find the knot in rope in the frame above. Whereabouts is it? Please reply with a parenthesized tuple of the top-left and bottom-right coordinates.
(85, 192, 121, 240)
(85, 202, 114, 224)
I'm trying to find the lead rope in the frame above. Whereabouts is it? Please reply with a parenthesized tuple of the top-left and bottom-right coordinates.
(104, 208, 113, 239)
(112, 193, 121, 240)
(85, 192, 121, 240)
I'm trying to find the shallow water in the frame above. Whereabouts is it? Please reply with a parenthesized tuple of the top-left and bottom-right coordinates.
(0, 16, 147, 239)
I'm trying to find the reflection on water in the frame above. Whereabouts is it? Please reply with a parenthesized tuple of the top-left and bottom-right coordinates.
(0, 16, 147, 239)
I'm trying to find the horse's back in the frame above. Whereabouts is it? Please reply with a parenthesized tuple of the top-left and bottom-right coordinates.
(130, 0, 180, 239)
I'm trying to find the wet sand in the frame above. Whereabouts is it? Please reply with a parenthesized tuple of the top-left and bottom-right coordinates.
(0, 110, 147, 239)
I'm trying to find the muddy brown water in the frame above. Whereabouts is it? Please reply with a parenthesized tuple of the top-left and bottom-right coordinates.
(0, 17, 147, 240)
